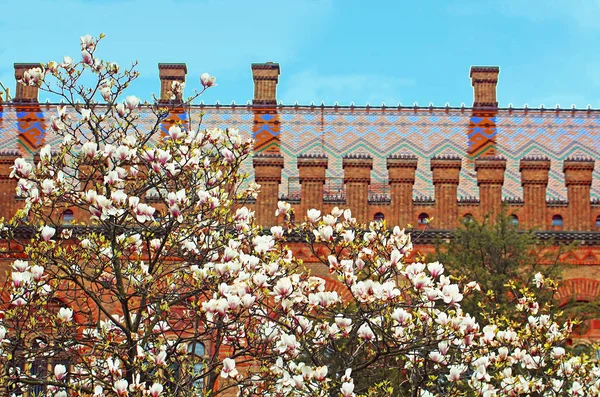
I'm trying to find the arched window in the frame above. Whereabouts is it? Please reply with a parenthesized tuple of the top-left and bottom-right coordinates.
(552, 215, 563, 229)
(189, 341, 205, 392)
(463, 213, 474, 223)
(62, 209, 74, 225)
(30, 338, 48, 396)
(373, 212, 385, 222)
(417, 213, 429, 225)
(510, 214, 519, 226)
(596, 215, 600, 228)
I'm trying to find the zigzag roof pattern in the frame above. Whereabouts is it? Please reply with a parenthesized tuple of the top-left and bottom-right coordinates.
(0, 104, 599, 200)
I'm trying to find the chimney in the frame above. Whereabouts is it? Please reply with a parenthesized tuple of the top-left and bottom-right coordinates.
(470, 66, 499, 108)
(252, 62, 280, 105)
(158, 63, 187, 103)
(14, 63, 41, 103)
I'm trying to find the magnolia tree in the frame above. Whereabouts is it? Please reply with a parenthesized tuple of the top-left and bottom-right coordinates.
(1, 34, 600, 397)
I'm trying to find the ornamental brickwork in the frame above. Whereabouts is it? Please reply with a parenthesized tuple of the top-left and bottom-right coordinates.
(1, 61, 600, 344)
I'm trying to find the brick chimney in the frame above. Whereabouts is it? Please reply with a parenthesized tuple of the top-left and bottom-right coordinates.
(470, 66, 499, 108)
(252, 62, 280, 105)
(14, 63, 41, 103)
(158, 63, 187, 103)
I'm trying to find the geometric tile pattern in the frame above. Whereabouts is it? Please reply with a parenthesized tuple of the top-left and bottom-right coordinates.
(252, 107, 281, 154)
(0, 105, 599, 200)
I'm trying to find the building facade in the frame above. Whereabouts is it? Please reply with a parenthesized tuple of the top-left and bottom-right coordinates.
(1, 62, 600, 342)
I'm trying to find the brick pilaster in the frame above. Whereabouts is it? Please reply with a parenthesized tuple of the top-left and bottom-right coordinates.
(297, 154, 328, 218)
(431, 155, 462, 229)
(386, 154, 417, 228)
(470, 66, 499, 108)
(0, 151, 20, 220)
(342, 154, 373, 224)
(475, 155, 506, 220)
(253, 154, 284, 227)
(14, 63, 41, 103)
(520, 156, 551, 229)
(563, 157, 595, 231)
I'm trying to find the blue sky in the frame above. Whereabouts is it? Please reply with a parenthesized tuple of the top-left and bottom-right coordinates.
(1, 0, 599, 107)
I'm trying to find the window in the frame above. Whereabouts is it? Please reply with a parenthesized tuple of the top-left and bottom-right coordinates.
(168, 341, 206, 395)
(417, 213, 429, 225)
(596, 215, 600, 228)
(373, 212, 385, 222)
(30, 338, 49, 396)
(552, 215, 563, 229)
(189, 341, 205, 391)
(510, 214, 519, 226)
(62, 209, 74, 225)
(463, 213, 474, 223)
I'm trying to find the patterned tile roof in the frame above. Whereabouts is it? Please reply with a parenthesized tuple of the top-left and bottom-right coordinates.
(0, 103, 599, 200)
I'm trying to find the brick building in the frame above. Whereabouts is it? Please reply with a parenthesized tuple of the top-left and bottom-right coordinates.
(1, 62, 600, 341)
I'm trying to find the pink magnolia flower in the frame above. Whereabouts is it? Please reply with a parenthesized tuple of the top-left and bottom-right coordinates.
(275, 201, 291, 217)
(100, 86, 111, 102)
(313, 366, 328, 382)
(341, 382, 355, 397)
(357, 323, 375, 341)
(41, 225, 56, 242)
(200, 73, 217, 88)
(168, 125, 184, 140)
(82, 141, 98, 158)
(54, 364, 67, 380)
(113, 379, 128, 396)
(148, 383, 164, 397)
(10, 158, 32, 178)
(81, 50, 93, 65)
(125, 95, 140, 110)
(80, 34, 95, 51)
(221, 358, 238, 379)
(307, 209, 321, 223)
(31, 265, 44, 281)
(116, 103, 127, 117)
(57, 307, 73, 323)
